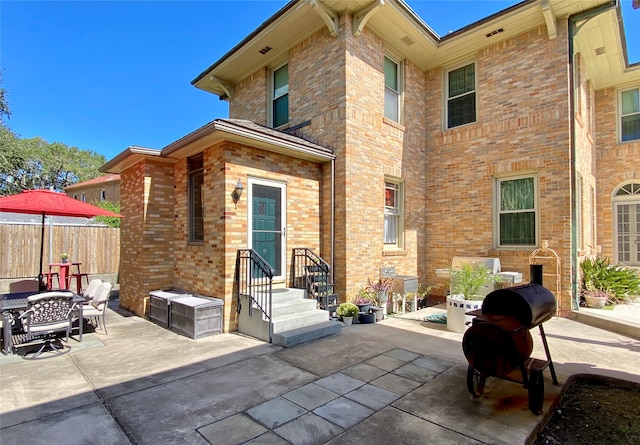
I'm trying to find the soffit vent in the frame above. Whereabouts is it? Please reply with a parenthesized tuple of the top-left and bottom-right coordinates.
(259, 46, 272, 55)
(400, 36, 414, 46)
(485, 28, 504, 38)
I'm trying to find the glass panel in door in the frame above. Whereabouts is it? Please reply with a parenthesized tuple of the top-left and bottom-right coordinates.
(616, 203, 640, 266)
(251, 182, 285, 277)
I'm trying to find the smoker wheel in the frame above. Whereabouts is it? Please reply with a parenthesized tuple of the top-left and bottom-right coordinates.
(467, 365, 486, 397)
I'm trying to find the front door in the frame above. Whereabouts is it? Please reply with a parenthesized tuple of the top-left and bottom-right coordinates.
(249, 178, 286, 279)
(613, 182, 640, 266)
(615, 202, 640, 266)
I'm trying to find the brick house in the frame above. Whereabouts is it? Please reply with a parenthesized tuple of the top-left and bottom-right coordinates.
(65, 174, 121, 204)
(102, 0, 640, 333)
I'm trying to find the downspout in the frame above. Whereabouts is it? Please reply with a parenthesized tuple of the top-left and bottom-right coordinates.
(568, 0, 618, 311)
(330, 158, 335, 285)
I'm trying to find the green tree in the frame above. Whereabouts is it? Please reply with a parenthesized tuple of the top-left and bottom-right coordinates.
(94, 200, 121, 228)
(0, 73, 9, 123)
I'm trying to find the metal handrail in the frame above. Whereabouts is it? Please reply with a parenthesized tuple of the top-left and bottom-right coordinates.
(291, 248, 333, 309)
(236, 249, 274, 342)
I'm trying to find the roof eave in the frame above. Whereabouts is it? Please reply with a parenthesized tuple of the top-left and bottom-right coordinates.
(100, 146, 174, 175)
(162, 119, 335, 162)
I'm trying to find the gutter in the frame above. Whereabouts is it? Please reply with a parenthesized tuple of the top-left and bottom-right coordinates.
(568, 0, 618, 311)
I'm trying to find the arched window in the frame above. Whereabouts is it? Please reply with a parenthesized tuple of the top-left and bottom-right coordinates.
(613, 182, 640, 265)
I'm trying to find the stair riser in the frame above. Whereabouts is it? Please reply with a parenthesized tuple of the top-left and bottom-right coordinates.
(272, 299, 318, 316)
(272, 311, 330, 333)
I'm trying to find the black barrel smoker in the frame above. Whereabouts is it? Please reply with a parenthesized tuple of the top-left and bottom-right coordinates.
(462, 283, 559, 414)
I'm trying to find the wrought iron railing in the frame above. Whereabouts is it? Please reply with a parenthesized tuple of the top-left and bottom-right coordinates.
(235, 249, 274, 341)
(291, 248, 335, 310)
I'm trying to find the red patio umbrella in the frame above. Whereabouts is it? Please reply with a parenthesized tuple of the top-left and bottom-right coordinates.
(0, 189, 123, 291)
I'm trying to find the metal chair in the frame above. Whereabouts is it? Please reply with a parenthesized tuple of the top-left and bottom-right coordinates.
(18, 291, 75, 357)
(82, 279, 103, 303)
(82, 282, 113, 334)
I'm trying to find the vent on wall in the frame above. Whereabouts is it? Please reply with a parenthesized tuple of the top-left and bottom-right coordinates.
(259, 46, 272, 55)
(485, 28, 504, 38)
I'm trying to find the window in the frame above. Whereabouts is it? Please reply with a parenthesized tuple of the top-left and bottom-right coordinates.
(613, 182, 640, 265)
(189, 154, 204, 242)
(384, 55, 401, 122)
(620, 87, 640, 142)
(446, 62, 476, 128)
(100, 189, 107, 201)
(495, 175, 537, 247)
(81, 193, 86, 203)
(272, 64, 289, 128)
(384, 180, 404, 247)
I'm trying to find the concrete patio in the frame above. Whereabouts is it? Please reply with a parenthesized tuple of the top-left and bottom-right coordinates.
(1, 297, 639, 445)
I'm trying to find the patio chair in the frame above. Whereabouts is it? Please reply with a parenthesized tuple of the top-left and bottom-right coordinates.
(82, 279, 103, 303)
(18, 291, 75, 357)
(82, 282, 113, 334)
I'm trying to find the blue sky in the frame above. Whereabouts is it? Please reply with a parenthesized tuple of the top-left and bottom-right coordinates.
(2, 1, 639, 162)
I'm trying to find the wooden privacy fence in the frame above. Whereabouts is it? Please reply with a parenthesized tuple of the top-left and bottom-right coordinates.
(0, 224, 120, 279)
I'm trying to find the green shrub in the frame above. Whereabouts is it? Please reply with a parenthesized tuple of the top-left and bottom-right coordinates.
(580, 257, 640, 304)
(337, 302, 359, 318)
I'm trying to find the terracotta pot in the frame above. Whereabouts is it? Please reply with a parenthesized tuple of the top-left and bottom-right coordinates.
(585, 295, 606, 309)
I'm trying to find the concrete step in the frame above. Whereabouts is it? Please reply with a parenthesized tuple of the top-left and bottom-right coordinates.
(272, 320, 341, 347)
(272, 298, 318, 317)
(270, 288, 306, 303)
(572, 307, 640, 340)
(272, 309, 331, 333)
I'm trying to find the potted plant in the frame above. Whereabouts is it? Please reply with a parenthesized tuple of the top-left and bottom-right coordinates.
(367, 277, 394, 306)
(60, 253, 69, 264)
(404, 283, 432, 312)
(354, 288, 374, 313)
(580, 256, 640, 306)
(581, 284, 612, 309)
(447, 264, 500, 333)
(337, 302, 359, 325)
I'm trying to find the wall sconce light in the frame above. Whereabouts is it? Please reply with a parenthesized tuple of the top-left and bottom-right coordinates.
(231, 179, 244, 207)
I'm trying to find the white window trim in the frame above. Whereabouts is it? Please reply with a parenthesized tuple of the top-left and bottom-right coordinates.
(384, 178, 404, 250)
(612, 181, 640, 265)
(493, 172, 539, 249)
(270, 62, 289, 129)
(618, 86, 640, 143)
(384, 54, 403, 124)
(444, 61, 477, 130)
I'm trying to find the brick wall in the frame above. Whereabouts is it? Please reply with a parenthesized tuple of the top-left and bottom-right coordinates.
(168, 140, 323, 332)
(424, 23, 573, 311)
(595, 86, 640, 262)
(224, 15, 579, 311)
(67, 180, 120, 204)
(119, 160, 175, 316)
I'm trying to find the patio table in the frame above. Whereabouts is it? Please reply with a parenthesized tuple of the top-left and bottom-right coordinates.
(1, 291, 84, 355)
(48, 262, 76, 290)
